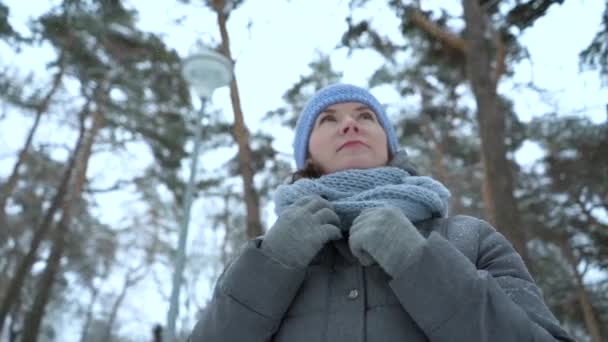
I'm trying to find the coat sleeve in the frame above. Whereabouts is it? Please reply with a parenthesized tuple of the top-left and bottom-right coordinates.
(188, 238, 306, 342)
(388, 215, 574, 342)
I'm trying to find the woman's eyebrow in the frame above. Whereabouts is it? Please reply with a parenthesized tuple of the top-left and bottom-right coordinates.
(320, 108, 337, 114)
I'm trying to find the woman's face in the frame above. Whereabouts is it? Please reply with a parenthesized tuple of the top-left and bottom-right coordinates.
(308, 102, 389, 174)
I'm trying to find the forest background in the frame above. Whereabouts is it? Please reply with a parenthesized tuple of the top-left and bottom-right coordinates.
(0, 0, 607, 341)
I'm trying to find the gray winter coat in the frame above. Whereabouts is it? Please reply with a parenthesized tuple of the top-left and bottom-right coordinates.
(189, 215, 573, 342)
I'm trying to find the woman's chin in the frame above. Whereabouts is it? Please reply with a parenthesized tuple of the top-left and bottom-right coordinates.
(326, 159, 385, 173)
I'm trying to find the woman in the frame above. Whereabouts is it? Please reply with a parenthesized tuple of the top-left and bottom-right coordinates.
(189, 84, 573, 341)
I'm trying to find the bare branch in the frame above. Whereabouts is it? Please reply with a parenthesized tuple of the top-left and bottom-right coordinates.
(409, 9, 467, 53)
(84, 179, 133, 194)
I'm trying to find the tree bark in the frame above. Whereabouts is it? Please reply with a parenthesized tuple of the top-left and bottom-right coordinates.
(212, 0, 263, 239)
(0, 154, 75, 335)
(101, 267, 145, 342)
(21, 109, 103, 342)
(79, 285, 99, 342)
(0, 100, 90, 334)
(408, 10, 467, 52)
(417, 80, 449, 186)
(407, 7, 506, 83)
(461, 0, 530, 266)
(0, 53, 65, 229)
(7, 296, 21, 342)
(561, 242, 602, 342)
(219, 192, 231, 271)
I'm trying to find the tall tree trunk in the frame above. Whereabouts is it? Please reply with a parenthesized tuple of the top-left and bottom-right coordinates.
(7, 296, 21, 342)
(0, 53, 65, 229)
(0, 152, 76, 335)
(220, 191, 234, 269)
(79, 285, 99, 342)
(0, 247, 18, 283)
(101, 267, 145, 342)
(21, 109, 103, 342)
(406, 5, 526, 262)
(212, 0, 263, 239)
(461, 0, 530, 266)
(561, 242, 602, 342)
(417, 79, 449, 186)
(0, 100, 90, 334)
(419, 88, 455, 214)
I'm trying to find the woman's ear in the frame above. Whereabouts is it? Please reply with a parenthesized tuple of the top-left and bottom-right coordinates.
(388, 150, 418, 176)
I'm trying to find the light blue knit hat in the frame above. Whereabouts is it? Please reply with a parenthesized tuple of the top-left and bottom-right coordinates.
(293, 83, 400, 169)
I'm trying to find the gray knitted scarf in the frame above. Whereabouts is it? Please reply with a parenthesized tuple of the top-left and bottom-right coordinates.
(273, 167, 451, 229)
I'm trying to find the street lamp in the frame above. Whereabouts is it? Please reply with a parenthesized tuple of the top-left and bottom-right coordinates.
(165, 45, 233, 342)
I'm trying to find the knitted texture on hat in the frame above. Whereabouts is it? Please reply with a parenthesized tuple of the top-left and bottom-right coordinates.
(293, 84, 400, 170)
(273, 167, 450, 228)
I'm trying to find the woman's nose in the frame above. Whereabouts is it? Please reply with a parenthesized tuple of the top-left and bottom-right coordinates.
(340, 117, 360, 134)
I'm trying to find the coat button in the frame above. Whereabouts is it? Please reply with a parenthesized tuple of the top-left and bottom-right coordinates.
(347, 289, 359, 299)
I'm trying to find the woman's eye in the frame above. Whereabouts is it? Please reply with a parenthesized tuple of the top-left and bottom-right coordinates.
(360, 112, 374, 120)
(319, 115, 335, 124)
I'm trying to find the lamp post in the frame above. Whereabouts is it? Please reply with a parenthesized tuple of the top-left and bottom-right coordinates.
(165, 45, 233, 342)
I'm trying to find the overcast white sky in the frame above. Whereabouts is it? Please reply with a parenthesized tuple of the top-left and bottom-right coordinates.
(1, 0, 607, 340)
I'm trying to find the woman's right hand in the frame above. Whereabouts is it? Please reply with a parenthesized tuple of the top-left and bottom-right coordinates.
(261, 195, 342, 268)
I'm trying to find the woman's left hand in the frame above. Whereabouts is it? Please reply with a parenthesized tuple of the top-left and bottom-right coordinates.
(348, 207, 425, 277)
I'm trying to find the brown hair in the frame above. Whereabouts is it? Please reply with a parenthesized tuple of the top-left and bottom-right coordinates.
(290, 159, 323, 183)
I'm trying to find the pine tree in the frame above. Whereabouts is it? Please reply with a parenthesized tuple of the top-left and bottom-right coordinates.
(580, 3, 608, 84)
(524, 114, 607, 342)
(1, 0, 193, 339)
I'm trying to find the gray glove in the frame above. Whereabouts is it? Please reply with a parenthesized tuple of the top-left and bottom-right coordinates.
(349, 207, 425, 277)
(261, 196, 342, 268)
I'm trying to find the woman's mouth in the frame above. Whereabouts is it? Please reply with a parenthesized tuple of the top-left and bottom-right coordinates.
(338, 140, 366, 151)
